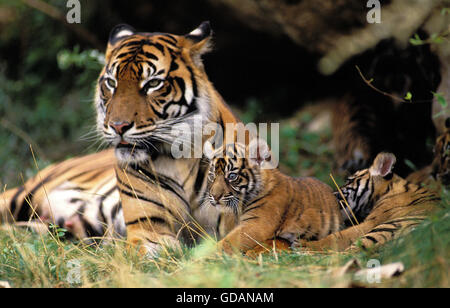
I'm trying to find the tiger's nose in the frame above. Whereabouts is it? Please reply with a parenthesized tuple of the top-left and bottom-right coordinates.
(110, 121, 133, 135)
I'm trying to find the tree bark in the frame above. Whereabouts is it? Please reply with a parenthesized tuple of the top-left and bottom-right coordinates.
(212, 0, 444, 74)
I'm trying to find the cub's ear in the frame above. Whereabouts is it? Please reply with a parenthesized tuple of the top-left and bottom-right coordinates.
(109, 24, 136, 45)
(369, 152, 396, 177)
(184, 21, 213, 64)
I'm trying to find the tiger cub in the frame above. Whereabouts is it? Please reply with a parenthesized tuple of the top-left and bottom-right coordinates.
(302, 152, 441, 251)
(204, 143, 342, 254)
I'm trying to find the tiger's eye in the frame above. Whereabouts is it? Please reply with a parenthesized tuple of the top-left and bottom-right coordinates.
(105, 78, 116, 88)
(147, 79, 162, 88)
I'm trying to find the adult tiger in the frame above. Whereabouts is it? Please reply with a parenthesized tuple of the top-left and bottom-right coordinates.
(96, 22, 240, 256)
(0, 150, 125, 241)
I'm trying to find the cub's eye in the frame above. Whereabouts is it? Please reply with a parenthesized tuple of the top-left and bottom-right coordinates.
(227, 172, 238, 181)
(105, 78, 116, 88)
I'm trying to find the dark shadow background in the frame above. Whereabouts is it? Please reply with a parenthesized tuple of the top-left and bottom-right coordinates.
(0, 0, 441, 184)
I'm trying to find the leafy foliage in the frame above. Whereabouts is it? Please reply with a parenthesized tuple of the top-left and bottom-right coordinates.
(0, 3, 104, 186)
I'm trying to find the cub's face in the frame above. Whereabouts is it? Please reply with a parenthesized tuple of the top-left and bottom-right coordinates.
(338, 152, 397, 220)
(338, 169, 373, 213)
(96, 23, 212, 164)
(207, 156, 261, 215)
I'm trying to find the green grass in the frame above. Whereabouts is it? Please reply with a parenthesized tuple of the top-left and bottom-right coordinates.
(0, 228, 371, 288)
(1, 202, 448, 288)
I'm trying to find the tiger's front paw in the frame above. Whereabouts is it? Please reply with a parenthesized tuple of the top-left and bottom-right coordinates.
(128, 235, 181, 259)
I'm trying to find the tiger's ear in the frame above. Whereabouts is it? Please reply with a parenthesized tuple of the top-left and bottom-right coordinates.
(108, 24, 136, 45)
(369, 153, 396, 177)
(106, 24, 136, 60)
(184, 21, 213, 64)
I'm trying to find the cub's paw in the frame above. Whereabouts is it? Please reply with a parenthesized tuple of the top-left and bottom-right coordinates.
(245, 239, 291, 258)
(216, 239, 234, 255)
(295, 239, 314, 251)
(294, 239, 329, 252)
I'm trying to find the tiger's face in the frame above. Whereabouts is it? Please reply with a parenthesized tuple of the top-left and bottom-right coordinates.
(338, 152, 398, 222)
(95, 22, 212, 164)
(434, 119, 450, 186)
(206, 154, 262, 215)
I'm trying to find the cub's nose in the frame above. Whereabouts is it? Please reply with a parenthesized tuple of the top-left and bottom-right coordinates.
(110, 121, 133, 135)
(210, 192, 223, 203)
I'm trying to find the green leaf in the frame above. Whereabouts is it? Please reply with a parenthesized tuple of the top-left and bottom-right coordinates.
(431, 35, 444, 44)
(432, 92, 448, 108)
(404, 92, 413, 101)
(409, 34, 423, 46)
(404, 159, 417, 171)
